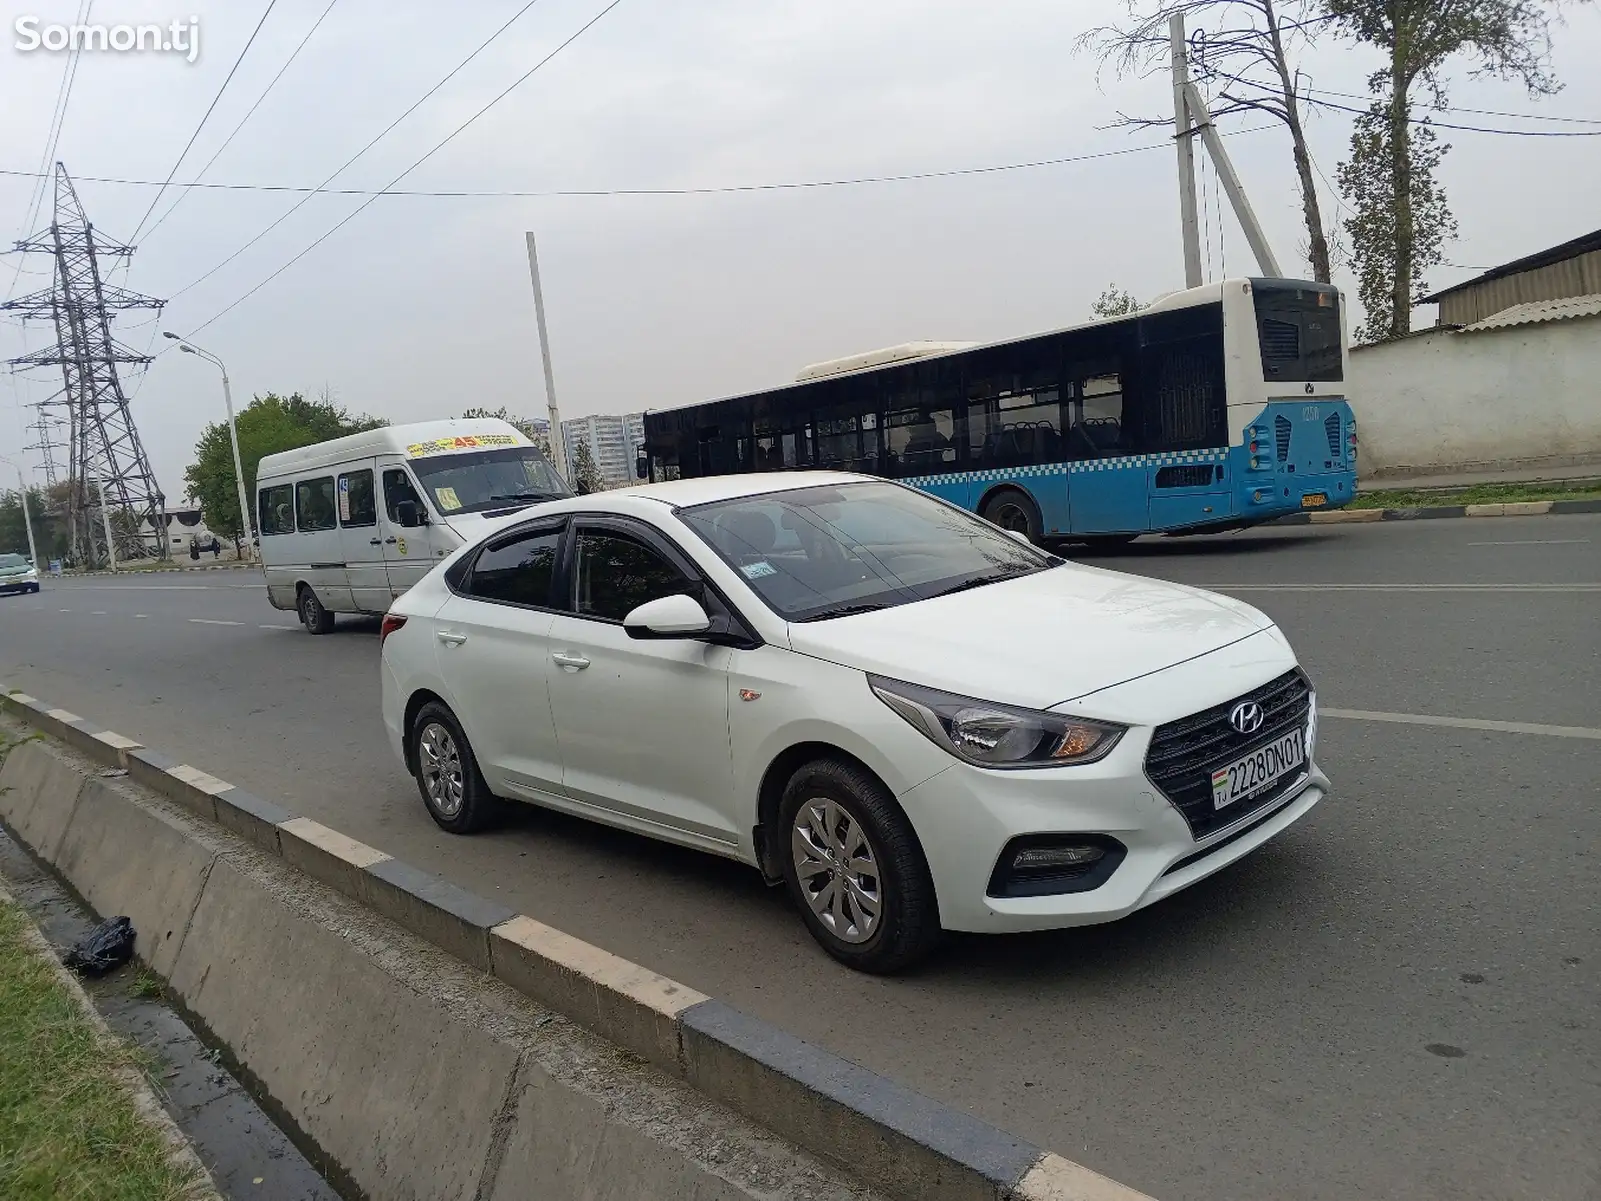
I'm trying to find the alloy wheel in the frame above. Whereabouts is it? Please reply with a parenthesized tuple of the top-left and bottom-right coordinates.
(791, 796, 883, 944)
(417, 722, 465, 819)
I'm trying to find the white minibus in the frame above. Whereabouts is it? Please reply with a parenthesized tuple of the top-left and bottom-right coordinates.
(255, 418, 569, 632)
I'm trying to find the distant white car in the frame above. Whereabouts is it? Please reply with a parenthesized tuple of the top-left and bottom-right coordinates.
(380, 472, 1327, 972)
(0, 553, 40, 595)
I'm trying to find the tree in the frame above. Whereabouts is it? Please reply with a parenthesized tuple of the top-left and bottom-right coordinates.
(569, 440, 604, 495)
(0, 486, 68, 562)
(1326, 0, 1562, 337)
(1338, 110, 1455, 342)
(1091, 284, 1141, 318)
(1079, 0, 1335, 282)
(460, 405, 554, 461)
(183, 391, 385, 541)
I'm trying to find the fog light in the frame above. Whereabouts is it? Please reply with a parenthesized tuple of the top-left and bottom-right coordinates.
(1012, 844, 1104, 871)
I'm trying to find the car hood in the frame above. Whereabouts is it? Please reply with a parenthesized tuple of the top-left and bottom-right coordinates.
(783, 563, 1274, 711)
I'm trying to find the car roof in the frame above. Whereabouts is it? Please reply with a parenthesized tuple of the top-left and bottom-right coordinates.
(544, 471, 874, 514)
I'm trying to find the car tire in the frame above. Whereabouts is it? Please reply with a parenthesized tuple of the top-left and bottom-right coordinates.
(778, 758, 941, 974)
(298, 586, 335, 634)
(410, 701, 502, 834)
(28, 583, 40, 594)
(981, 489, 1042, 544)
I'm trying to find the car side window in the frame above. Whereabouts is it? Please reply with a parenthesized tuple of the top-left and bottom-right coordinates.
(383, 469, 422, 521)
(258, 484, 294, 535)
(572, 528, 691, 622)
(295, 477, 337, 532)
(466, 528, 562, 607)
(339, 469, 376, 528)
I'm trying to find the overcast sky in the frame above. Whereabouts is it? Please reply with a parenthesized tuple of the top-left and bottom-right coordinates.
(3, 0, 1599, 499)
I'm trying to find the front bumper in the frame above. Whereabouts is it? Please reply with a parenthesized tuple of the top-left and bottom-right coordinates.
(904, 735, 1328, 932)
(0, 575, 39, 593)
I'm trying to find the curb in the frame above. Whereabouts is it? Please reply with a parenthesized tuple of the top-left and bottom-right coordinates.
(0, 686, 1154, 1201)
(62, 562, 256, 579)
(1275, 497, 1601, 526)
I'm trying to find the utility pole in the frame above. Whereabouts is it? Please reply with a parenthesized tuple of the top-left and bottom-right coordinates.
(1184, 84, 1283, 278)
(1170, 16, 1203, 289)
(524, 231, 569, 483)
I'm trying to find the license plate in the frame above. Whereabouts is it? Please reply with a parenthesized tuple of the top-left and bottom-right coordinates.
(1301, 493, 1328, 508)
(1211, 730, 1304, 810)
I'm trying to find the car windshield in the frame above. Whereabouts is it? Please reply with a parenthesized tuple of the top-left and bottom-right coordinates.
(0, 554, 27, 569)
(679, 481, 1057, 621)
(408, 447, 572, 515)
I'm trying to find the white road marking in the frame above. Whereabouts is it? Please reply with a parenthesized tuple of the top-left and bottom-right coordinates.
(187, 618, 245, 627)
(1323, 707, 1601, 741)
(58, 608, 70, 612)
(135, 614, 147, 619)
(259, 624, 295, 631)
(91, 611, 106, 615)
(1213, 583, 1601, 592)
(1467, 539, 1590, 546)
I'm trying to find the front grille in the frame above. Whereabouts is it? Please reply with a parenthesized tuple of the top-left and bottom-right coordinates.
(1324, 411, 1342, 457)
(1145, 669, 1312, 839)
(1274, 414, 1292, 462)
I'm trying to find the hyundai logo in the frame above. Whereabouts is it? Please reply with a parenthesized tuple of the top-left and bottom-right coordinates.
(1230, 701, 1265, 735)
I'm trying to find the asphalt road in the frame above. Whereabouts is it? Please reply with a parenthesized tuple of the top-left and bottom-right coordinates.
(2, 516, 1598, 1201)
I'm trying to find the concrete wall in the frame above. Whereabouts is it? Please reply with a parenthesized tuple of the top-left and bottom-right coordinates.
(1347, 315, 1601, 477)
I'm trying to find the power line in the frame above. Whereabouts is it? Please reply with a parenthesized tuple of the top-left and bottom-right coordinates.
(139, 0, 342, 244)
(1227, 77, 1601, 136)
(165, 0, 551, 303)
(1299, 83, 1601, 127)
(5, 0, 93, 305)
(183, 0, 628, 339)
(0, 132, 1269, 199)
(128, 1, 280, 243)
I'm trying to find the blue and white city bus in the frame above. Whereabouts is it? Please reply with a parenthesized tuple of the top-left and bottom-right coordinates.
(638, 278, 1357, 542)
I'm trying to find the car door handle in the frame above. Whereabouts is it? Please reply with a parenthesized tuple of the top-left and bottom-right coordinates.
(436, 631, 468, 647)
(369, 538, 382, 546)
(551, 651, 590, 671)
(384, 537, 397, 545)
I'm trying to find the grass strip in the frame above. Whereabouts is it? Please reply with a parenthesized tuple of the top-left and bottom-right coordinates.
(0, 901, 203, 1201)
(1351, 479, 1601, 510)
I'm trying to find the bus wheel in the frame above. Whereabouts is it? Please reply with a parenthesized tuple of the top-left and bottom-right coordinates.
(981, 490, 1042, 544)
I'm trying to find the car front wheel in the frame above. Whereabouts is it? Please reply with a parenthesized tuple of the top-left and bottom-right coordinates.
(779, 758, 941, 973)
(410, 701, 502, 833)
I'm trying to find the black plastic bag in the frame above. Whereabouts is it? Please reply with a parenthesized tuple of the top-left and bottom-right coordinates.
(63, 916, 135, 976)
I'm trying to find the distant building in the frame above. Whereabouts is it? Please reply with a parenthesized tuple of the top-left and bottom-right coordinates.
(1350, 227, 1601, 478)
(561, 412, 646, 488)
(1422, 227, 1601, 327)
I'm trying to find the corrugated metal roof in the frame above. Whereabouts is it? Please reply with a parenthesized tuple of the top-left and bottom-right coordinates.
(1458, 292, 1601, 332)
(1423, 227, 1601, 301)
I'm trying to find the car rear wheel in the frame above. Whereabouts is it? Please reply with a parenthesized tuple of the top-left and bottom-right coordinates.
(981, 489, 1042, 544)
(779, 758, 941, 973)
(298, 586, 335, 634)
(410, 701, 502, 833)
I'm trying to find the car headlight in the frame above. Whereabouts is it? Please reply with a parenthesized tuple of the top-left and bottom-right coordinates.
(869, 676, 1126, 769)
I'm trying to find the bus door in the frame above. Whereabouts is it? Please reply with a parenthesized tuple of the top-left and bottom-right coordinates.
(1065, 371, 1150, 535)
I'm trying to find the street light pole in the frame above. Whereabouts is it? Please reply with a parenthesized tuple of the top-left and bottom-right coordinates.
(0, 456, 40, 567)
(164, 333, 256, 560)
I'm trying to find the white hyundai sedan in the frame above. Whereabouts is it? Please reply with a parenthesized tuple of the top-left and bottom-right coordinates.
(380, 472, 1327, 972)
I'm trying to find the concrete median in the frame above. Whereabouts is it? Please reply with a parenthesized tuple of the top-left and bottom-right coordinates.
(0, 685, 1157, 1201)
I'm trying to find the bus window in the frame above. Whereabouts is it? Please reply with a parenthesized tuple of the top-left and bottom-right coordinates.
(1068, 370, 1129, 458)
(815, 412, 879, 473)
(968, 364, 1063, 471)
(882, 406, 955, 477)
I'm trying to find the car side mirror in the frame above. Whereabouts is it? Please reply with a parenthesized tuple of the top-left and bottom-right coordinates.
(635, 451, 649, 480)
(395, 499, 426, 528)
(623, 593, 711, 639)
